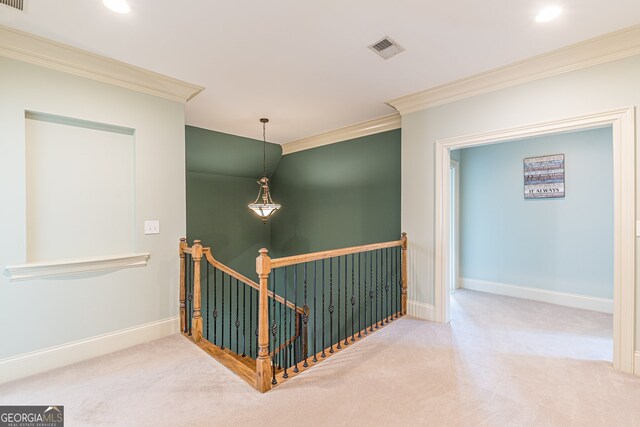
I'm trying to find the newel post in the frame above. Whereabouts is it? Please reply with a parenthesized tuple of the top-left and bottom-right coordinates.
(179, 238, 187, 334)
(256, 248, 273, 392)
(401, 232, 408, 315)
(191, 240, 204, 342)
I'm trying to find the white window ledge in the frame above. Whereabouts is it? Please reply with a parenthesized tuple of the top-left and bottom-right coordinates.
(4, 253, 150, 281)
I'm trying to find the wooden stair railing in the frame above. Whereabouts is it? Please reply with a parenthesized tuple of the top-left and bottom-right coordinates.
(256, 233, 408, 392)
(179, 233, 408, 393)
(179, 240, 304, 391)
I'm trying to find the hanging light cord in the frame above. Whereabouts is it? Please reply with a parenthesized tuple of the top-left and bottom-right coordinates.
(262, 121, 267, 177)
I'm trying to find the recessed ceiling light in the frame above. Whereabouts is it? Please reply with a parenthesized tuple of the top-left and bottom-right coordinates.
(535, 5, 562, 23)
(103, 0, 130, 14)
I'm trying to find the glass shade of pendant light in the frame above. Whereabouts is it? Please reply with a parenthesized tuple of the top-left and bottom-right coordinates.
(248, 118, 281, 223)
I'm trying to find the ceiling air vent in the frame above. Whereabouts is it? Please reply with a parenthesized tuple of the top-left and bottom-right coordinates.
(368, 36, 404, 60)
(1, 0, 23, 10)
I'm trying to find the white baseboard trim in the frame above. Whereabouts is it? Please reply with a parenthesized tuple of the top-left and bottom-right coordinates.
(0, 316, 179, 385)
(460, 278, 613, 314)
(634, 352, 640, 377)
(407, 299, 435, 321)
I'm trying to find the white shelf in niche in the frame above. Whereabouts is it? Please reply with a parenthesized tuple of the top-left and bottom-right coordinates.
(5, 253, 150, 281)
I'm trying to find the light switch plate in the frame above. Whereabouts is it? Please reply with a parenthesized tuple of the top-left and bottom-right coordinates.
(144, 220, 160, 235)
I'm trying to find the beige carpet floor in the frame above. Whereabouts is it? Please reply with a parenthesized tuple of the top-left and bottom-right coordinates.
(1, 290, 639, 427)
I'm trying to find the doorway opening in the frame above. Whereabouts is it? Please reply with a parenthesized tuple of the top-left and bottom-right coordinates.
(434, 108, 636, 374)
(448, 127, 614, 363)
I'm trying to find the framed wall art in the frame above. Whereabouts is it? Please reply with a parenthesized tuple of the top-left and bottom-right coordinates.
(523, 154, 565, 199)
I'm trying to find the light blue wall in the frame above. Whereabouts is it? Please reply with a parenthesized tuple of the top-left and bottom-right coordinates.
(457, 127, 613, 298)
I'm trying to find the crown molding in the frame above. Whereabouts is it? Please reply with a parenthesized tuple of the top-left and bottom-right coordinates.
(0, 25, 204, 103)
(387, 25, 640, 115)
(282, 113, 401, 155)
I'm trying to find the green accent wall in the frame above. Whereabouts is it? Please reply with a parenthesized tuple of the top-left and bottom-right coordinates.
(185, 125, 281, 278)
(186, 126, 402, 353)
(186, 126, 402, 277)
(186, 125, 281, 178)
(270, 129, 402, 257)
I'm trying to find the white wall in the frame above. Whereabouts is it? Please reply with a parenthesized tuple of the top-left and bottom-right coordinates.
(0, 57, 185, 378)
(25, 114, 136, 261)
(401, 54, 640, 346)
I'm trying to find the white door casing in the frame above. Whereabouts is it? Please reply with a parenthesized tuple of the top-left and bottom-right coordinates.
(434, 107, 636, 373)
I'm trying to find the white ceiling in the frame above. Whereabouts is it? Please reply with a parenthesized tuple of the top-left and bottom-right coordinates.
(1, 1, 639, 143)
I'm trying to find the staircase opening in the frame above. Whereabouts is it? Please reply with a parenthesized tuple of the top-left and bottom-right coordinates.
(179, 234, 408, 392)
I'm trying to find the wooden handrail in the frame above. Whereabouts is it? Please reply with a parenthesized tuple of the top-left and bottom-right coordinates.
(202, 249, 304, 315)
(179, 233, 408, 392)
(203, 249, 259, 289)
(270, 239, 403, 269)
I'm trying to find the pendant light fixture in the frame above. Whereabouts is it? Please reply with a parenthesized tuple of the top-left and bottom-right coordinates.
(248, 118, 281, 223)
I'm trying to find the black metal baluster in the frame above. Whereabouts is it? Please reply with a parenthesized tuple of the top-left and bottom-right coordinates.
(364, 252, 368, 336)
(351, 253, 356, 341)
(385, 247, 390, 324)
(249, 283, 253, 357)
(190, 254, 194, 335)
(184, 254, 188, 334)
(187, 253, 192, 334)
(390, 247, 394, 320)
(369, 251, 374, 332)
(378, 249, 384, 326)
(242, 283, 247, 357)
(228, 275, 232, 349)
(397, 246, 401, 318)
(303, 262, 309, 368)
(382, 248, 386, 324)
(191, 254, 195, 334)
(235, 279, 239, 354)
(293, 265, 299, 373)
(329, 258, 334, 354)
(271, 270, 277, 385)
(206, 261, 209, 340)
(221, 272, 225, 349)
(283, 266, 289, 378)
(187, 254, 193, 335)
(313, 260, 318, 363)
(281, 299, 284, 370)
(275, 300, 278, 370)
(375, 250, 380, 329)
(213, 267, 218, 345)
(396, 246, 400, 318)
(358, 252, 363, 338)
(321, 259, 326, 358)
(344, 255, 348, 347)
(376, 249, 380, 326)
(185, 254, 191, 334)
(392, 247, 396, 320)
(276, 270, 282, 369)
(337, 256, 341, 350)
(255, 289, 259, 359)
(394, 246, 398, 318)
